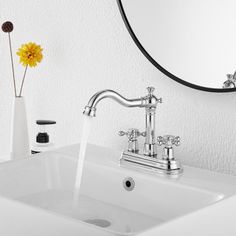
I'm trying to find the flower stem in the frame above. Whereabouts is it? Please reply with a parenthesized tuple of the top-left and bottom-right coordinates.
(19, 65, 28, 97)
(8, 33, 17, 97)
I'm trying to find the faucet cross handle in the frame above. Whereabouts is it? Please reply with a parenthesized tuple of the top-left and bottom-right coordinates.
(147, 87, 155, 95)
(157, 135, 181, 147)
(119, 128, 145, 153)
(118, 128, 145, 141)
(157, 135, 181, 161)
(157, 97, 163, 104)
(146, 87, 163, 104)
(227, 74, 233, 80)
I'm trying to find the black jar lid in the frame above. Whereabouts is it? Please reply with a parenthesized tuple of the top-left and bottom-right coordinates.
(36, 120, 56, 143)
(36, 120, 56, 125)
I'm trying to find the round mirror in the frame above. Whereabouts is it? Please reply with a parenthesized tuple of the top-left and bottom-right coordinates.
(117, 0, 236, 92)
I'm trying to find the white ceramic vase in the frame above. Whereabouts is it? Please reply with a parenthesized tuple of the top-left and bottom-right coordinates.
(10, 97, 30, 159)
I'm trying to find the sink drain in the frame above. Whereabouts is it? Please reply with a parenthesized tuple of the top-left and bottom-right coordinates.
(123, 177, 135, 191)
(84, 219, 111, 228)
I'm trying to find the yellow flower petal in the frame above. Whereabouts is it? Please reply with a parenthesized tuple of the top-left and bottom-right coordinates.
(17, 42, 43, 67)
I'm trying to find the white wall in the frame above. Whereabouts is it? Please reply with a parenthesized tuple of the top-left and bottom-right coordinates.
(0, 0, 236, 175)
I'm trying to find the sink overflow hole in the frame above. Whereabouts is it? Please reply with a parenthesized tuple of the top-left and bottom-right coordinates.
(123, 177, 135, 191)
(84, 219, 111, 228)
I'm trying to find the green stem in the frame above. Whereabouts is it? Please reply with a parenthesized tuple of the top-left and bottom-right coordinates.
(19, 65, 28, 97)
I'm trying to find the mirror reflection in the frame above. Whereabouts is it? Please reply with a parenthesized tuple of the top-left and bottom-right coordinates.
(120, 0, 236, 90)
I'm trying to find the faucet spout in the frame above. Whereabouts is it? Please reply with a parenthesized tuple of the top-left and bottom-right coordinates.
(83, 89, 146, 117)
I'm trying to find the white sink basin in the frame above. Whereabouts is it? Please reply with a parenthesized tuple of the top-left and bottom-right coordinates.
(0, 144, 235, 235)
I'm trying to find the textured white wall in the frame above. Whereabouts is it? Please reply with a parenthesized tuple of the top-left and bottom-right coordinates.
(0, 0, 236, 175)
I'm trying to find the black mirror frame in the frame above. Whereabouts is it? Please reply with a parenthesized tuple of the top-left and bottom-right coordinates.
(117, 0, 236, 93)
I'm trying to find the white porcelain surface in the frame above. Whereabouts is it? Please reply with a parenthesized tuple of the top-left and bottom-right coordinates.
(0, 144, 235, 235)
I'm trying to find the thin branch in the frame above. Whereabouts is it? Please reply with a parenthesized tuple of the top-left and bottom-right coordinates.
(19, 65, 28, 97)
(8, 33, 17, 97)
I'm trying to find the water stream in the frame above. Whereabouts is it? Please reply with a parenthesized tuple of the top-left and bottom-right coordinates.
(73, 116, 92, 205)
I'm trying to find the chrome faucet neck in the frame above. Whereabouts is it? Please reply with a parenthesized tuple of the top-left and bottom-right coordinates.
(143, 107, 157, 156)
(143, 87, 162, 157)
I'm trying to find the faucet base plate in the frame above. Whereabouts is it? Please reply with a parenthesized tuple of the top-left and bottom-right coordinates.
(120, 151, 183, 175)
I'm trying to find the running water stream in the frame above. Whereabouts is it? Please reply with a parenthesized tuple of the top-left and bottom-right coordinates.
(73, 116, 92, 205)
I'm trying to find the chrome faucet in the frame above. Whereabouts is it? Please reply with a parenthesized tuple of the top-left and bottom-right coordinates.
(222, 71, 236, 88)
(83, 87, 182, 175)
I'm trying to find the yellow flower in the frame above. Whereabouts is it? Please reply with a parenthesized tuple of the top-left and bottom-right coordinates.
(17, 42, 43, 67)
